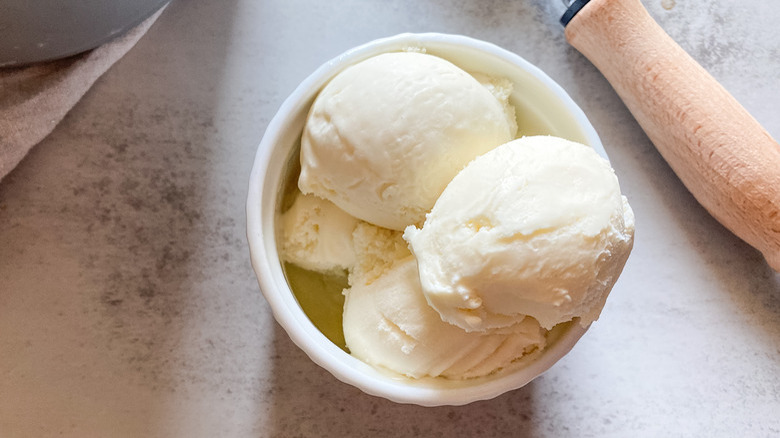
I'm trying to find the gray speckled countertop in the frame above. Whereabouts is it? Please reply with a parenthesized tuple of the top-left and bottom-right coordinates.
(1, 0, 779, 436)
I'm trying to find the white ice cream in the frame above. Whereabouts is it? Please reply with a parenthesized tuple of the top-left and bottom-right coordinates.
(299, 51, 517, 231)
(343, 225, 546, 379)
(282, 51, 635, 381)
(279, 192, 360, 273)
(404, 136, 635, 331)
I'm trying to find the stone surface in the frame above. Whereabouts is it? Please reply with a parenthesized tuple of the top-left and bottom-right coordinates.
(1, 0, 779, 436)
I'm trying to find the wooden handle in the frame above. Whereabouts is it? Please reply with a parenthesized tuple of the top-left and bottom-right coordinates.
(565, 0, 780, 271)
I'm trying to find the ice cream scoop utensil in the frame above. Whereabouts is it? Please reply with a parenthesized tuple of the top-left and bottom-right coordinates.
(560, 0, 780, 270)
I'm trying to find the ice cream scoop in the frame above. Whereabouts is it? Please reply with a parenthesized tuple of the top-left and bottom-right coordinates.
(560, 0, 780, 270)
(280, 192, 360, 274)
(404, 136, 634, 331)
(343, 227, 546, 380)
(299, 51, 517, 231)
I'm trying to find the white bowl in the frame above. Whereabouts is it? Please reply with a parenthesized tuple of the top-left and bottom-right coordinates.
(246, 33, 605, 406)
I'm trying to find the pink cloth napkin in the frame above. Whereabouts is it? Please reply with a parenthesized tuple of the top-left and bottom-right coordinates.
(0, 7, 165, 182)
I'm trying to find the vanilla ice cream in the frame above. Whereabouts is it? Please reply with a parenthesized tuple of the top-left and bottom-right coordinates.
(404, 136, 635, 331)
(343, 225, 546, 379)
(299, 51, 517, 230)
(280, 191, 360, 274)
(279, 51, 635, 382)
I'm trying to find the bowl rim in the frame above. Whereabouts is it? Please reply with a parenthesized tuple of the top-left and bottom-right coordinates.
(246, 32, 602, 406)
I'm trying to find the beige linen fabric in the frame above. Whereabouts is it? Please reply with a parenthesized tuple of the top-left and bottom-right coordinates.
(0, 7, 165, 182)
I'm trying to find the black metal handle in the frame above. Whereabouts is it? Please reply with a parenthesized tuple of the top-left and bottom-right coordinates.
(560, 0, 592, 27)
